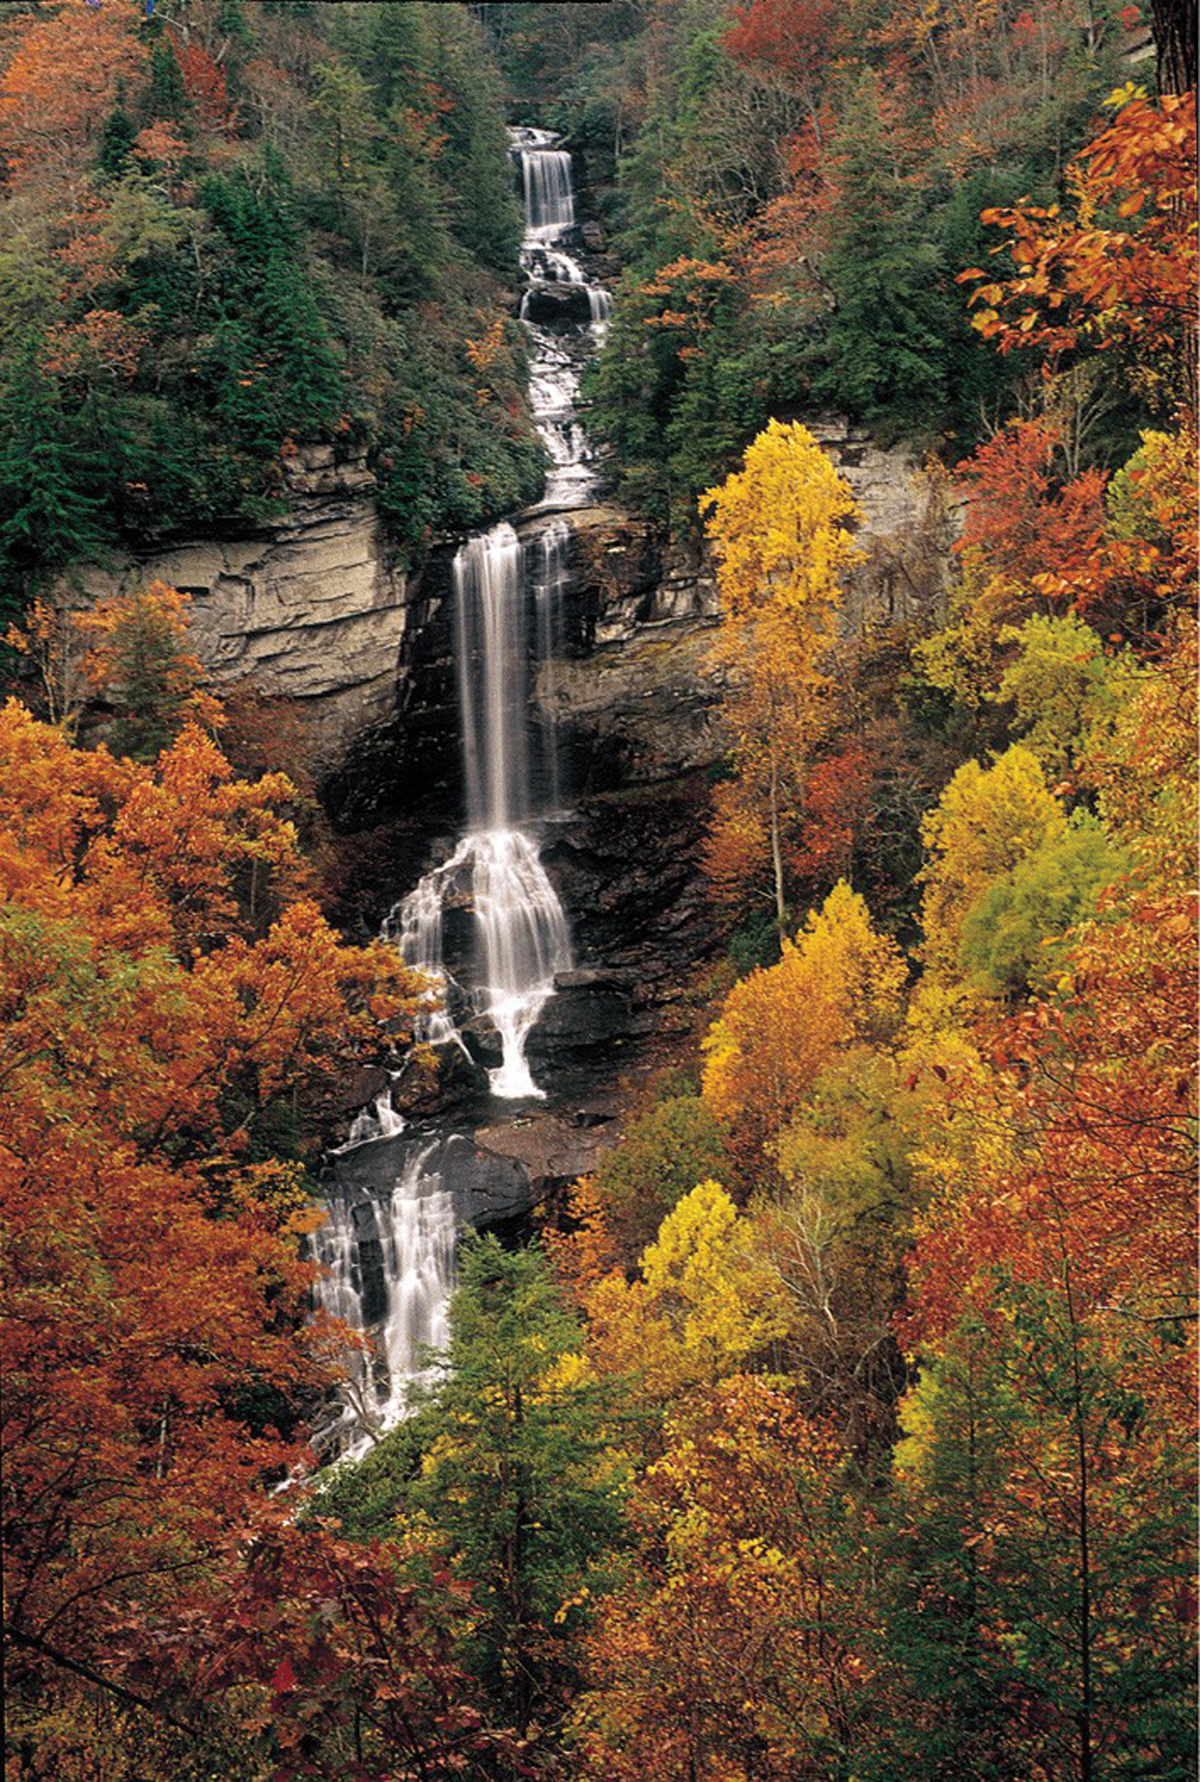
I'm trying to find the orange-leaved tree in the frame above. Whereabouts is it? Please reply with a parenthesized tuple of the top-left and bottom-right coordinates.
(703, 880, 905, 1174)
(961, 86, 1198, 410)
(573, 1376, 864, 1781)
(0, 695, 422, 1757)
(0, 0, 148, 186)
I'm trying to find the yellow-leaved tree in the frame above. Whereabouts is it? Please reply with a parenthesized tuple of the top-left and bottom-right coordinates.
(701, 420, 861, 932)
(919, 744, 1065, 980)
(581, 1180, 789, 1404)
(703, 880, 906, 1172)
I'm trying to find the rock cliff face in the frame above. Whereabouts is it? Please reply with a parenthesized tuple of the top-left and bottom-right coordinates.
(68, 418, 940, 803)
(73, 444, 410, 773)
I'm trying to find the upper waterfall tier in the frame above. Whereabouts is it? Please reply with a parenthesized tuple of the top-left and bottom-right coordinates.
(509, 123, 609, 511)
(510, 125, 575, 238)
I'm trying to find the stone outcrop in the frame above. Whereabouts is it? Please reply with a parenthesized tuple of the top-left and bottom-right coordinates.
(329, 1127, 532, 1236)
(70, 445, 409, 773)
(62, 414, 942, 802)
(803, 416, 955, 629)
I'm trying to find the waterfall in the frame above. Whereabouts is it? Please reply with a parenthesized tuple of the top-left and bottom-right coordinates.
(386, 516, 572, 1102)
(378, 125, 611, 1102)
(533, 519, 569, 814)
(340, 1086, 406, 1150)
(311, 1142, 456, 1454)
(316, 123, 608, 1450)
(455, 523, 529, 830)
(514, 128, 575, 238)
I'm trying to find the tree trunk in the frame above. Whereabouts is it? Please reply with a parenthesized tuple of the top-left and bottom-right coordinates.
(1151, 0, 1197, 95)
(769, 756, 786, 935)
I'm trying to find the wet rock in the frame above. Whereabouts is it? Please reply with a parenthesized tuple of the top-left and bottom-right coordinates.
(521, 282, 595, 325)
(474, 1112, 621, 1191)
(433, 1131, 533, 1229)
(459, 1013, 504, 1069)
(328, 1128, 533, 1235)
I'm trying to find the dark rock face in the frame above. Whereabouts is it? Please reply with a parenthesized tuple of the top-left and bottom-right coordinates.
(521, 282, 595, 325)
(328, 1127, 532, 1234)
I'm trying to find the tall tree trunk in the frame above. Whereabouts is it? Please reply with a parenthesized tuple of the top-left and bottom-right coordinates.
(769, 756, 786, 935)
(1151, 0, 1197, 95)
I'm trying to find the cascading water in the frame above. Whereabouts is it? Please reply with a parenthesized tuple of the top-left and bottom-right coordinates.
(533, 519, 570, 814)
(314, 124, 609, 1446)
(385, 126, 609, 1101)
(514, 127, 575, 238)
(387, 517, 572, 1102)
(311, 1142, 456, 1454)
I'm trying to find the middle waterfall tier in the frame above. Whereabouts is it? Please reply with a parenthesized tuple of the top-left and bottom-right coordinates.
(386, 520, 572, 1102)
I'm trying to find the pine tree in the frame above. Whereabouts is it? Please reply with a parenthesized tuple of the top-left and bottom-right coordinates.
(407, 1236, 629, 1739)
(0, 338, 105, 620)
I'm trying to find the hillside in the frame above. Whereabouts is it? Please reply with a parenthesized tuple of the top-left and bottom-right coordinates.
(1, 3, 1196, 1779)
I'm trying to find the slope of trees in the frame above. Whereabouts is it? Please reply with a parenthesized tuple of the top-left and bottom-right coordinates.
(0, 0, 542, 625)
(503, 0, 1158, 528)
(2, 4, 1195, 1778)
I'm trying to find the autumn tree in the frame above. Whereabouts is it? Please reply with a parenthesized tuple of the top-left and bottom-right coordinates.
(83, 579, 221, 759)
(953, 417, 1109, 590)
(580, 1179, 791, 1412)
(963, 87, 1198, 411)
(701, 420, 861, 932)
(0, 0, 149, 185)
(573, 1377, 865, 1781)
(703, 880, 906, 1171)
(766, 1050, 924, 1452)
(997, 612, 1137, 780)
(919, 744, 1066, 981)
(0, 695, 421, 1764)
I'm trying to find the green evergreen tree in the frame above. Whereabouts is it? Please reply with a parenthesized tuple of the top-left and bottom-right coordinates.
(871, 1295, 1196, 1780)
(816, 72, 950, 438)
(148, 34, 188, 121)
(0, 338, 105, 621)
(97, 81, 138, 180)
(407, 1236, 629, 1738)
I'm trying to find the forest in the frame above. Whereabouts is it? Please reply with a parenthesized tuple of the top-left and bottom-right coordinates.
(0, 1, 1196, 1778)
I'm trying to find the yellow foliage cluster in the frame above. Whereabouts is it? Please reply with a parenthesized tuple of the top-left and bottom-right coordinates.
(702, 880, 906, 1154)
(581, 1181, 789, 1402)
(919, 745, 1065, 979)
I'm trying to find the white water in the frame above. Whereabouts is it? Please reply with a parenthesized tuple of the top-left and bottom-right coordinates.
(315, 125, 607, 1450)
(373, 127, 611, 1101)
(311, 1143, 456, 1453)
(533, 519, 570, 814)
(513, 127, 575, 239)
(338, 1084, 406, 1150)
(511, 125, 611, 504)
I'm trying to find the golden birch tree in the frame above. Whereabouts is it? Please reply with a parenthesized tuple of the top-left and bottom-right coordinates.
(701, 420, 861, 932)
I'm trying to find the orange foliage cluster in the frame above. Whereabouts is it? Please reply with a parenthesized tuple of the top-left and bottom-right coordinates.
(0, 0, 148, 182)
(0, 665, 421, 1717)
(179, 40, 235, 131)
(962, 88, 1197, 396)
(955, 416, 1109, 586)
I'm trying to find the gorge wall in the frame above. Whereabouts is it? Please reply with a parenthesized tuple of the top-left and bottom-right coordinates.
(70, 421, 942, 796)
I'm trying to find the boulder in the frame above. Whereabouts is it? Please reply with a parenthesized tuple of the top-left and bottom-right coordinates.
(521, 282, 595, 325)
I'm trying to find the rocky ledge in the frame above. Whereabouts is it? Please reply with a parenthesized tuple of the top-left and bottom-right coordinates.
(69, 444, 409, 774)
